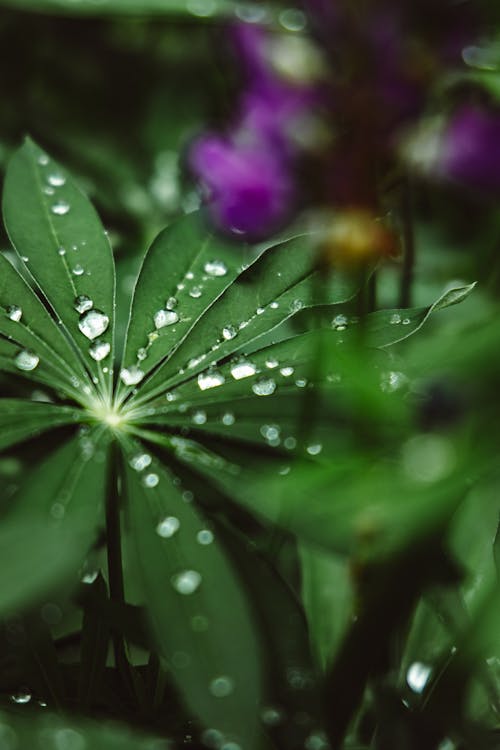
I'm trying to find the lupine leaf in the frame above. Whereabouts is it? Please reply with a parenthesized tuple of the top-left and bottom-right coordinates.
(0, 400, 82, 452)
(122, 436, 262, 747)
(3, 138, 115, 401)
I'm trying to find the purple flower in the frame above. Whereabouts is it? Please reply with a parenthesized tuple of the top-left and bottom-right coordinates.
(188, 134, 296, 240)
(438, 106, 500, 193)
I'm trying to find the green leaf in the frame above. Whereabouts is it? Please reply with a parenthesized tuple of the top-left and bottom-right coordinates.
(0, 253, 91, 401)
(0, 710, 172, 749)
(0, 428, 110, 615)
(121, 437, 262, 746)
(119, 215, 361, 407)
(0, 400, 81, 451)
(3, 139, 115, 401)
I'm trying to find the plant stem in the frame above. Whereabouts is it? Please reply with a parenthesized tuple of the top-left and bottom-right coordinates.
(399, 178, 415, 308)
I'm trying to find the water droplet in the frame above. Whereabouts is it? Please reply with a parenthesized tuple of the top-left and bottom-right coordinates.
(295, 378, 308, 388)
(222, 325, 237, 341)
(284, 436, 297, 450)
(137, 347, 148, 361)
(172, 570, 202, 595)
(279, 366, 294, 377)
(6, 305, 22, 322)
(198, 370, 225, 390)
(402, 318, 411, 325)
(380, 371, 407, 393)
(21, 256, 29, 263)
(261, 706, 284, 726)
(11, 688, 31, 704)
(389, 313, 401, 325)
(157, 516, 180, 538)
(166, 391, 178, 402)
(260, 424, 281, 443)
(279, 7, 306, 31)
(154, 309, 179, 329)
(166, 296, 178, 310)
(204, 259, 228, 277)
(89, 340, 110, 361)
(58, 247, 66, 256)
(270, 301, 279, 309)
(182, 490, 194, 503)
(143, 473, 159, 488)
(15, 349, 39, 371)
(305, 732, 330, 750)
(256, 306, 265, 315)
(265, 357, 279, 369)
(78, 310, 109, 340)
(289, 299, 304, 313)
(72, 264, 85, 277)
(197, 529, 214, 545)
(306, 443, 322, 456)
(189, 286, 203, 299)
(51, 201, 70, 216)
(120, 365, 145, 386)
(193, 410, 207, 425)
(222, 412, 235, 426)
(252, 378, 276, 396)
(406, 662, 431, 693)
(209, 675, 234, 698)
(38, 153, 49, 165)
(230, 359, 257, 380)
(201, 729, 224, 749)
(48, 173, 66, 187)
(130, 453, 152, 471)
(82, 570, 99, 585)
(332, 314, 348, 331)
(74, 295, 93, 314)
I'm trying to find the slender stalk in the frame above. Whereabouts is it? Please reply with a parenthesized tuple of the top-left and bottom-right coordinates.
(399, 178, 415, 309)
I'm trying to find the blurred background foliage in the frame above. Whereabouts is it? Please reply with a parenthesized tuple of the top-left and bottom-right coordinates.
(0, 1, 499, 749)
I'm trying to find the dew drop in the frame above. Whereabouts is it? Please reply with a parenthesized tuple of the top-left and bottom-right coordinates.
(295, 378, 308, 388)
(172, 570, 202, 595)
(289, 299, 304, 313)
(201, 729, 224, 749)
(279, 366, 294, 377)
(407, 662, 432, 693)
(332, 314, 348, 331)
(157, 516, 180, 538)
(222, 412, 235, 426)
(222, 325, 237, 341)
(380, 371, 407, 393)
(197, 529, 214, 545)
(389, 313, 402, 325)
(192, 410, 207, 425)
(284, 436, 297, 450)
(10, 688, 31, 704)
(48, 173, 66, 187)
(230, 359, 257, 380)
(204, 259, 228, 277)
(38, 153, 49, 165)
(402, 318, 411, 325)
(15, 349, 39, 371)
(189, 286, 203, 299)
(137, 347, 148, 361)
(198, 370, 225, 390)
(6, 305, 22, 322)
(252, 378, 276, 396)
(89, 340, 110, 361)
(209, 675, 234, 698)
(51, 201, 70, 216)
(256, 306, 265, 315)
(265, 357, 279, 369)
(58, 247, 66, 256)
(72, 264, 85, 276)
(261, 706, 284, 726)
(143, 473, 159, 488)
(306, 443, 322, 456)
(260, 424, 281, 443)
(129, 453, 152, 471)
(166, 296, 178, 310)
(270, 301, 279, 309)
(120, 365, 145, 386)
(74, 295, 93, 314)
(78, 310, 109, 340)
(154, 309, 179, 329)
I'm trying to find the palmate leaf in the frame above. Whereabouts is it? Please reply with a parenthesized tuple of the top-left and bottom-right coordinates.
(3, 138, 115, 401)
(121, 437, 262, 748)
(0, 428, 110, 615)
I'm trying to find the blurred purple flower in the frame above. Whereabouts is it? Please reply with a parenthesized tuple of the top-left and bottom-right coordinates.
(438, 106, 500, 193)
(188, 134, 296, 239)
